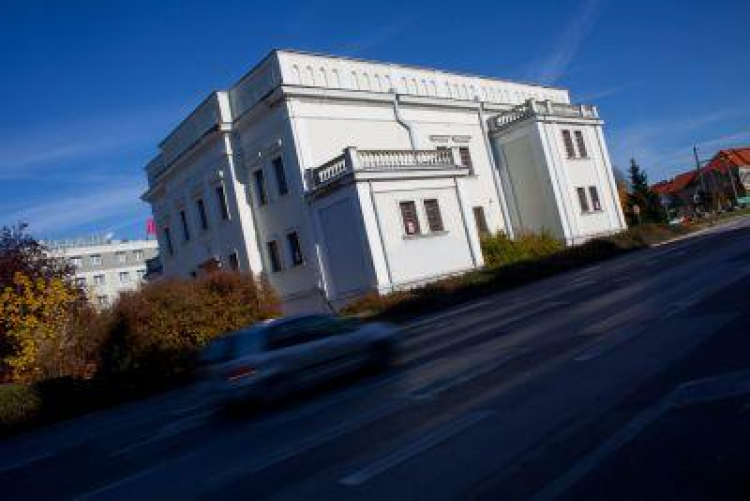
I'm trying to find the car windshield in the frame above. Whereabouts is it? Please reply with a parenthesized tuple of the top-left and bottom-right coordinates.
(200, 326, 265, 364)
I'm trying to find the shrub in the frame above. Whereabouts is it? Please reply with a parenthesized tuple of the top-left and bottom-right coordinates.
(98, 271, 280, 384)
(0, 384, 41, 430)
(481, 230, 563, 268)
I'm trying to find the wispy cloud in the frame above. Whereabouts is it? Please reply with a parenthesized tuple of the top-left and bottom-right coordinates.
(527, 0, 603, 84)
(608, 107, 750, 179)
(337, 18, 414, 57)
(2, 182, 147, 236)
(0, 104, 180, 181)
(576, 83, 631, 103)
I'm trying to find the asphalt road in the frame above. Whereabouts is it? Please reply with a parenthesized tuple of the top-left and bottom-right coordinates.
(3, 218, 750, 501)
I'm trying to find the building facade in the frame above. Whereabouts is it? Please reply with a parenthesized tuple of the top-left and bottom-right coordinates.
(48, 237, 159, 307)
(142, 50, 626, 312)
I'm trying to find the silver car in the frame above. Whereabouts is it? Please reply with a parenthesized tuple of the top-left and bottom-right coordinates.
(199, 314, 400, 405)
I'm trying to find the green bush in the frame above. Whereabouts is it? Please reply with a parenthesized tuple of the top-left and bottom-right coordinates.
(0, 384, 41, 430)
(480, 230, 563, 268)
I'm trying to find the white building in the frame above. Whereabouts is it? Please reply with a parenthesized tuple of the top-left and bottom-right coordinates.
(47, 237, 159, 307)
(142, 49, 626, 312)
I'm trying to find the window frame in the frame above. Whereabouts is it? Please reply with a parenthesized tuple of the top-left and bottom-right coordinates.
(574, 130, 588, 158)
(399, 200, 421, 236)
(119, 271, 130, 284)
(287, 231, 304, 266)
(589, 185, 602, 211)
(272, 157, 289, 196)
(196, 198, 209, 230)
(577, 187, 591, 213)
(267, 240, 282, 273)
(93, 274, 105, 286)
(423, 199, 445, 233)
(179, 209, 190, 242)
(253, 169, 268, 206)
(228, 252, 240, 271)
(562, 129, 576, 158)
(90, 254, 102, 266)
(163, 227, 174, 256)
(458, 146, 473, 170)
(473, 206, 490, 236)
(215, 184, 230, 221)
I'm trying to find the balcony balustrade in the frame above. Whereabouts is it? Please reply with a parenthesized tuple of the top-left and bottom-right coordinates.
(492, 99, 599, 131)
(309, 147, 463, 192)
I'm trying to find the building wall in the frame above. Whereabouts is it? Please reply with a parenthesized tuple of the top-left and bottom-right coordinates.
(49, 240, 158, 306)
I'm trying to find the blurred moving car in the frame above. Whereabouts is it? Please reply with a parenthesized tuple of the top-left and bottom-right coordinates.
(199, 314, 400, 405)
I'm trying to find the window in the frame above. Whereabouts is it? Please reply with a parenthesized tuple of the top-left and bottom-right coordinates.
(119, 271, 130, 284)
(400, 201, 421, 236)
(136, 269, 146, 280)
(75, 277, 86, 288)
(287, 232, 304, 266)
(562, 130, 576, 158)
(116, 251, 127, 263)
(93, 274, 105, 286)
(70, 256, 82, 268)
(163, 227, 174, 256)
(267, 240, 282, 272)
(272, 157, 289, 195)
(179, 210, 190, 241)
(577, 187, 591, 213)
(90, 255, 102, 266)
(589, 186, 602, 211)
(574, 131, 588, 158)
(133, 250, 144, 261)
(253, 169, 268, 205)
(228, 252, 240, 271)
(97, 295, 108, 307)
(423, 199, 444, 232)
(196, 198, 208, 230)
(473, 206, 489, 235)
(215, 185, 230, 220)
(459, 147, 473, 169)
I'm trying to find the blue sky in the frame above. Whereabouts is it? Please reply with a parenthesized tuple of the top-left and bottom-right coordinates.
(1, 0, 748, 239)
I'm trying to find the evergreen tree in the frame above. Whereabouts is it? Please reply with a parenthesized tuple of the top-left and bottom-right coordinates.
(626, 158, 666, 224)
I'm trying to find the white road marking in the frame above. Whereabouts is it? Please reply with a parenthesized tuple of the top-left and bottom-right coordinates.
(339, 410, 493, 486)
(403, 300, 492, 331)
(0, 451, 54, 474)
(532, 368, 750, 501)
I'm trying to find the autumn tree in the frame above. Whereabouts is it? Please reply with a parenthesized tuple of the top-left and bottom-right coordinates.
(0, 224, 97, 382)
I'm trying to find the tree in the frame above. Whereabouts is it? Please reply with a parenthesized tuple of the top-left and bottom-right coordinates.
(0, 224, 95, 382)
(626, 158, 666, 224)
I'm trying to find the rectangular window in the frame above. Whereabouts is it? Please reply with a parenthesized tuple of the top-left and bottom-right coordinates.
(287, 232, 304, 266)
(196, 198, 208, 230)
(562, 130, 576, 158)
(116, 251, 126, 263)
(267, 241, 282, 272)
(273, 157, 289, 195)
(574, 130, 588, 158)
(400, 201, 421, 236)
(577, 187, 591, 213)
(163, 227, 174, 256)
(97, 295, 108, 307)
(228, 252, 240, 271)
(75, 277, 86, 288)
(119, 271, 130, 284)
(136, 269, 146, 280)
(424, 199, 444, 232)
(458, 147, 473, 169)
(133, 250, 144, 261)
(215, 185, 230, 220)
(90, 254, 102, 266)
(473, 206, 489, 235)
(93, 274, 105, 286)
(70, 256, 82, 268)
(254, 169, 268, 206)
(589, 186, 602, 211)
(179, 210, 190, 241)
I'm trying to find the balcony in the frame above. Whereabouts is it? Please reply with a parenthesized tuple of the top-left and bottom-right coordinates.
(308, 147, 467, 193)
(492, 99, 599, 131)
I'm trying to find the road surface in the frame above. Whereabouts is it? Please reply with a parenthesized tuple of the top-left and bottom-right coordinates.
(2, 217, 750, 500)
